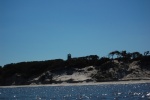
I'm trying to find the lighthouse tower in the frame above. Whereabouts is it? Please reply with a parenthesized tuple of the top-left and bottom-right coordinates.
(67, 54, 71, 60)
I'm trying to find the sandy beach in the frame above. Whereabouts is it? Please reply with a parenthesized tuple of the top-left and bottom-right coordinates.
(1, 80, 150, 88)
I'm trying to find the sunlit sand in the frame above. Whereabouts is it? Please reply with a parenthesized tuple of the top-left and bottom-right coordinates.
(1, 80, 150, 88)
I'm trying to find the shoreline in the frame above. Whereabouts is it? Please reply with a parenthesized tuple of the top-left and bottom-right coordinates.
(1, 80, 150, 88)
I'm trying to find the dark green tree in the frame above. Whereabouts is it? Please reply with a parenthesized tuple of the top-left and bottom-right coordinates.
(144, 51, 150, 56)
(114, 50, 121, 58)
(121, 50, 127, 58)
(131, 52, 142, 59)
(109, 51, 115, 59)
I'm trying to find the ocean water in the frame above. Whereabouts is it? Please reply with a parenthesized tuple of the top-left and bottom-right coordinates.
(0, 83, 150, 100)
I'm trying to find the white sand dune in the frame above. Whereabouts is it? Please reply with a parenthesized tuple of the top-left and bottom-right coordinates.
(53, 66, 97, 82)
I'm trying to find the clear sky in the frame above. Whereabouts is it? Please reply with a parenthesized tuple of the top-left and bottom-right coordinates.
(0, 0, 150, 66)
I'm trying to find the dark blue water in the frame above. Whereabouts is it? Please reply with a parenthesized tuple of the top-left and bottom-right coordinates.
(0, 83, 150, 100)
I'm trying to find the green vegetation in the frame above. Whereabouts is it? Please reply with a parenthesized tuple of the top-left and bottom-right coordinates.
(0, 50, 150, 85)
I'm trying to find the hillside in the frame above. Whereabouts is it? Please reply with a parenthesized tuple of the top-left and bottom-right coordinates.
(0, 51, 150, 86)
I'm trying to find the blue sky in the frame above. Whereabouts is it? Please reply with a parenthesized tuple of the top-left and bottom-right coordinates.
(0, 0, 150, 66)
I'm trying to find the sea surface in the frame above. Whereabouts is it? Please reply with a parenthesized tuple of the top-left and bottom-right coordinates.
(0, 83, 150, 100)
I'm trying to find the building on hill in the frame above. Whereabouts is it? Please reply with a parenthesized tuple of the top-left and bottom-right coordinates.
(67, 53, 71, 60)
